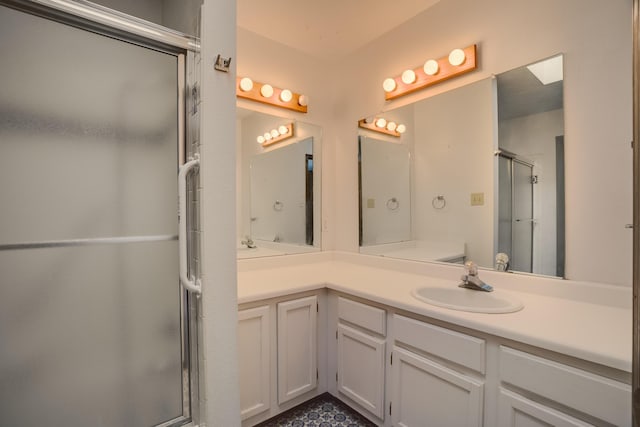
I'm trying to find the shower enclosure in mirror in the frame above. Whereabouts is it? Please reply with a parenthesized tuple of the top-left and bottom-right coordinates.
(359, 56, 565, 277)
(237, 107, 321, 258)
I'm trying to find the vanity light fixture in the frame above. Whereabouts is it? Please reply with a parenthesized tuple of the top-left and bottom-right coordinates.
(260, 84, 274, 98)
(382, 44, 477, 101)
(236, 77, 308, 113)
(256, 122, 295, 147)
(358, 117, 406, 137)
(239, 77, 254, 92)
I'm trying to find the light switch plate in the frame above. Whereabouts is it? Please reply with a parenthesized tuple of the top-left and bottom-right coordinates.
(367, 198, 375, 208)
(470, 192, 484, 206)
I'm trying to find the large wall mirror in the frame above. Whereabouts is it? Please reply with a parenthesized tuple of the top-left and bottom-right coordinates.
(237, 107, 322, 258)
(359, 55, 574, 278)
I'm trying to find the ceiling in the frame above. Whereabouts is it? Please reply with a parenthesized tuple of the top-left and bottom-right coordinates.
(237, 0, 441, 60)
(497, 65, 563, 121)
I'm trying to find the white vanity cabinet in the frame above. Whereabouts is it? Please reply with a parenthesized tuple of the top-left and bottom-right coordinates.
(335, 297, 387, 420)
(238, 292, 323, 427)
(277, 295, 318, 404)
(237, 305, 271, 420)
(390, 314, 485, 427)
(497, 346, 631, 427)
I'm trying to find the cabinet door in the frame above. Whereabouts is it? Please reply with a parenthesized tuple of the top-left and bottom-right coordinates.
(498, 389, 594, 427)
(277, 295, 318, 404)
(237, 306, 271, 420)
(391, 347, 484, 427)
(337, 324, 385, 419)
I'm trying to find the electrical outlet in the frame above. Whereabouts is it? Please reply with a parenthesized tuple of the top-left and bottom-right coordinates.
(367, 198, 375, 208)
(470, 192, 484, 206)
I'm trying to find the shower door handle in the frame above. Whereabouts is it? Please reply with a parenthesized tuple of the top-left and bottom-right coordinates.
(178, 154, 201, 295)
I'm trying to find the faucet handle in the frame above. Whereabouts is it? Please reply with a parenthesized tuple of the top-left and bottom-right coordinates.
(464, 261, 478, 276)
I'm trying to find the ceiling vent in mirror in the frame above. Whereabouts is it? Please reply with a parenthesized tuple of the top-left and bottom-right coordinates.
(382, 44, 478, 101)
(237, 77, 308, 113)
(526, 55, 563, 85)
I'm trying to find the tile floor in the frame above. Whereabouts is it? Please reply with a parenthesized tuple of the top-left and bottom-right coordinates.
(255, 393, 376, 427)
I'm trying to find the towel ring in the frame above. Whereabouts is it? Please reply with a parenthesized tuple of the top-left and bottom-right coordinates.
(273, 200, 284, 211)
(386, 197, 400, 211)
(432, 195, 446, 209)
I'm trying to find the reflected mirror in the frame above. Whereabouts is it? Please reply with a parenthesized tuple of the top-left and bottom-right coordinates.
(237, 107, 321, 258)
(359, 56, 565, 277)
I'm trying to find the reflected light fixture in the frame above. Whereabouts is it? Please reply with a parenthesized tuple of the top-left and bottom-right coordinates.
(236, 77, 308, 113)
(382, 44, 478, 101)
(359, 117, 406, 137)
(257, 123, 295, 147)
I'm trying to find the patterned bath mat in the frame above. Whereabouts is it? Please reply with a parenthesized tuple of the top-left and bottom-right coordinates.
(255, 393, 376, 427)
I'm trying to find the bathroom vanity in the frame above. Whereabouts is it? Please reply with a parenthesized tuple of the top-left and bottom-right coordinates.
(237, 252, 631, 427)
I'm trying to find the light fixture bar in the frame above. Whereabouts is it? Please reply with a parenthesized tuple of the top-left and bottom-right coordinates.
(358, 119, 403, 137)
(260, 123, 295, 147)
(236, 77, 308, 113)
(384, 44, 477, 101)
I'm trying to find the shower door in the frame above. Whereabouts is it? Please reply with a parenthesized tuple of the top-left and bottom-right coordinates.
(498, 154, 535, 273)
(0, 4, 193, 427)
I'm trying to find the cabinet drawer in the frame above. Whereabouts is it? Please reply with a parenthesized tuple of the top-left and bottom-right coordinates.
(393, 314, 485, 374)
(338, 297, 386, 336)
(499, 346, 631, 427)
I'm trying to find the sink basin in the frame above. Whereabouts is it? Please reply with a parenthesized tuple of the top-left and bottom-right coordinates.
(411, 286, 523, 313)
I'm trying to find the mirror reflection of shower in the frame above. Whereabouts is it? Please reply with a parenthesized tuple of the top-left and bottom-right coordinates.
(496, 54, 565, 277)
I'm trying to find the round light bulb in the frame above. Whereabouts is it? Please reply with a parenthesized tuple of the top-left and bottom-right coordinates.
(382, 78, 397, 92)
(401, 69, 417, 84)
(239, 77, 254, 92)
(257, 135, 265, 144)
(396, 124, 407, 134)
(448, 48, 466, 66)
(270, 129, 279, 138)
(387, 121, 397, 132)
(260, 84, 274, 98)
(298, 94, 308, 107)
(364, 116, 375, 124)
(423, 59, 439, 76)
(375, 118, 387, 128)
(278, 125, 288, 135)
(264, 132, 272, 141)
(280, 89, 293, 102)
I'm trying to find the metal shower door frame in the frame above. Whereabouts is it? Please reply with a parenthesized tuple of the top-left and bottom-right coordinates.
(497, 150, 535, 273)
(0, 1, 201, 426)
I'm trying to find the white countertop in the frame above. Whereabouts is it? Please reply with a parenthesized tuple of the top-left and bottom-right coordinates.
(237, 252, 632, 373)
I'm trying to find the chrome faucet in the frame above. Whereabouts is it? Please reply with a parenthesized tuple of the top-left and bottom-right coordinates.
(241, 236, 256, 249)
(459, 261, 493, 292)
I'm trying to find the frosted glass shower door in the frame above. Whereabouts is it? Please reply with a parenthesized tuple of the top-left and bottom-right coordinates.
(511, 161, 534, 273)
(0, 5, 187, 427)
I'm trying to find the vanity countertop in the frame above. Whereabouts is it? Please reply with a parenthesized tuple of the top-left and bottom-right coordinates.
(237, 252, 632, 374)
